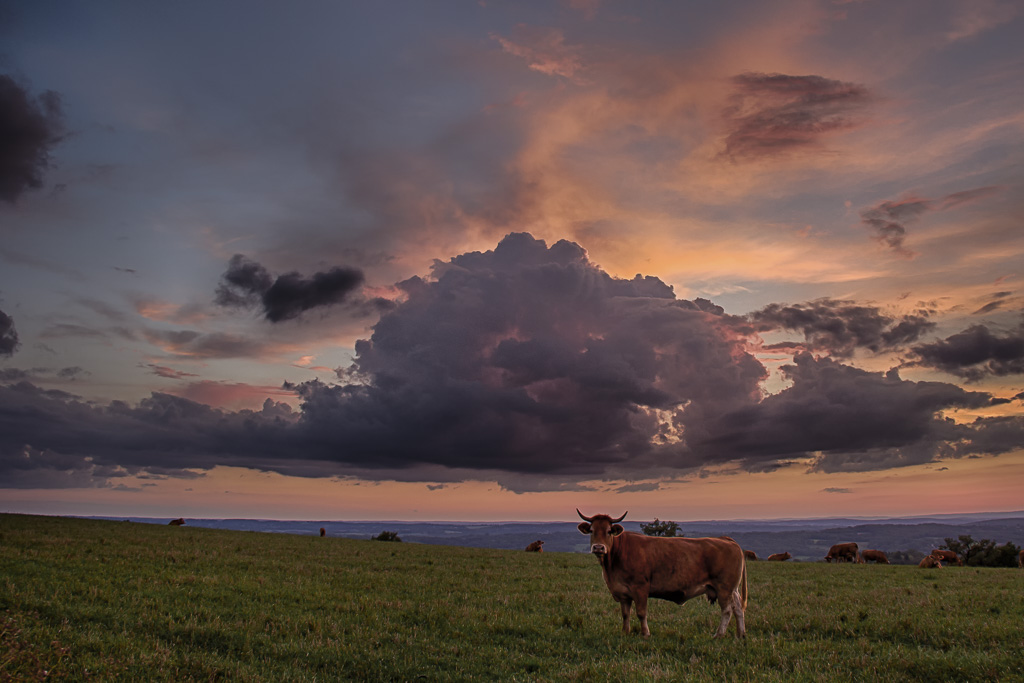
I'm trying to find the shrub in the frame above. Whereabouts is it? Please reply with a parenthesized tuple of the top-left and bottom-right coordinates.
(640, 519, 681, 537)
(371, 531, 402, 542)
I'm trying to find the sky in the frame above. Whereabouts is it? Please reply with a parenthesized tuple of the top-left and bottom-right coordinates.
(1, 0, 1023, 523)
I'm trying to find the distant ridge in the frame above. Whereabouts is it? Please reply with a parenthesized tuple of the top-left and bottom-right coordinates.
(81, 511, 1024, 560)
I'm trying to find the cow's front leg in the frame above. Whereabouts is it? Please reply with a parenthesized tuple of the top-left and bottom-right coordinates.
(634, 590, 651, 637)
(618, 598, 633, 634)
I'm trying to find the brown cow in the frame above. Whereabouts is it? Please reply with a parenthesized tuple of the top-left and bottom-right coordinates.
(930, 549, 961, 566)
(825, 542, 859, 563)
(525, 540, 545, 552)
(319, 527, 326, 537)
(168, 518, 185, 526)
(859, 549, 889, 564)
(1018, 549, 1023, 569)
(743, 549, 758, 561)
(577, 509, 747, 639)
(766, 552, 791, 561)
(919, 555, 942, 568)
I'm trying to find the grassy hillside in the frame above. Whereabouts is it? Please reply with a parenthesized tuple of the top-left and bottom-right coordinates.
(1, 514, 1022, 681)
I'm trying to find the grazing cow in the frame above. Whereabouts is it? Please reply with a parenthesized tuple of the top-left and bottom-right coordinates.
(825, 542, 859, 563)
(168, 518, 185, 526)
(743, 549, 758, 561)
(930, 549, 961, 566)
(576, 509, 747, 639)
(919, 555, 942, 568)
(525, 540, 545, 552)
(320, 527, 326, 537)
(767, 552, 791, 561)
(860, 549, 889, 564)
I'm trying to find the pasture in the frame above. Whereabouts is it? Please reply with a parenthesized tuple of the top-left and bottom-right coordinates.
(1, 514, 1021, 682)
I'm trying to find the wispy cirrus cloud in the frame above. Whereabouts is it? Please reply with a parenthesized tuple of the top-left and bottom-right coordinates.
(859, 186, 1004, 258)
(491, 25, 586, 81)
(720, 72, 871, 159)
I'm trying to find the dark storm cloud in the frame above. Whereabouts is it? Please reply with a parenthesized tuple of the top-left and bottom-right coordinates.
(0, 380, 303, 488)
(0, 75, 66, 203)
(0, 234, 1018, 490)
(906, 324, 1024, 381)
(216, 254, 368, 322)
(0, 307, 19, 356)
(721, 72, 870, 159)
(699, 354, 993, 473)
(859, 186, 1004, 257)
(748, 298, 934, 358)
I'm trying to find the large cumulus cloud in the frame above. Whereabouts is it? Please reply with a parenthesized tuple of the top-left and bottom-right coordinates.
(2, 234, 1021, 490)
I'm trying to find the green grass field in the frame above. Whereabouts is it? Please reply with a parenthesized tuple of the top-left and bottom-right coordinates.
(1, 514, 1021, 682)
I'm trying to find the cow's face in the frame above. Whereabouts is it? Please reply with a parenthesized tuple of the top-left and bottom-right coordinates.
(578, 515, 625, 558)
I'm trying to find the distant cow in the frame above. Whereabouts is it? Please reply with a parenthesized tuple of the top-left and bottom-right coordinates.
(825, 542, 859, 563)
(320, 527, 326, 537)
(930, 549, 961, 566)
(577, 509, 746, 639)
(919, 555, 942, 568)
(860, 549, 889, 564)
(168, 518, 185, 526)
(767, 552, 791, 561)
(743, 550, 758, 561)
(525, 540, 544, 552)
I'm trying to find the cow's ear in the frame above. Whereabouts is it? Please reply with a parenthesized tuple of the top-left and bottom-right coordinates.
(577, 522, 592, 535)
(610, 524, 624, 536)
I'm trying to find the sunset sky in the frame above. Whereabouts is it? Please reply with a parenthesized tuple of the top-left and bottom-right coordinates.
(2, 0, 1023, 523)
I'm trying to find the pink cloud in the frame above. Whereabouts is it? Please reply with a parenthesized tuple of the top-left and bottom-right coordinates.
(492, 25, 585, 81)
(171, 380, 298, 411)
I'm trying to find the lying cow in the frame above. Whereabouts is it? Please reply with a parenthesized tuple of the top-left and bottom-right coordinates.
(919, 555, 942, 568)
(767, 552, 791, 561)
(860, 549, 889, 564)
(168, 518, 185, 526)
(930, 549, 961, 566)
(577, 509, 747, 639)
(525, 540, 545, 552)
(825, 542, 859, 563)
(743, 550, 758, 561)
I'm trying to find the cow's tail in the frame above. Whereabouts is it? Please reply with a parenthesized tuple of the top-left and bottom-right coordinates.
(739, 554, 748, 610)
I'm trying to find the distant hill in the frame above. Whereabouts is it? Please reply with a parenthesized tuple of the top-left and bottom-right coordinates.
(88, 511, 1024, 560)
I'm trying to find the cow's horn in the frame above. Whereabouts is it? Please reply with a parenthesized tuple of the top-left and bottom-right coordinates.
(576, 508, 594, 523)
(611, 511, 628, 524)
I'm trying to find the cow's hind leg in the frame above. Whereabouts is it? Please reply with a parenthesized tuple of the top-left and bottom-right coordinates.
(619, 598, 633, 635)
(713, 586, 742, 638)
(731, 588, 746, 639)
